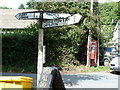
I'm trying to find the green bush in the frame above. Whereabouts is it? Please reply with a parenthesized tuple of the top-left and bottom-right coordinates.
(44, 26, 86, 67)
(2, 24, 86, 73)
(2, 24, 38, 73)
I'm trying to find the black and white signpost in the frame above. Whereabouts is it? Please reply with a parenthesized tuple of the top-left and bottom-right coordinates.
(42, 14, 82, 28)
(15, 11, 71, 20)
(15, 11, 82, 88)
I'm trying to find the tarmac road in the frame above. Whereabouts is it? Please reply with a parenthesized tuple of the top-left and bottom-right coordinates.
(0, 71, 119, 89)
(62, 72, 119, 89)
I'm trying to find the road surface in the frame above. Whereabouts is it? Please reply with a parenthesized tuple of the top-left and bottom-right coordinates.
(0, 72, 119, 89)
(62, 72, 119, 88)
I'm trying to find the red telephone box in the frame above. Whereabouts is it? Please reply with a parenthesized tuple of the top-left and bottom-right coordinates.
(90, 40, 97, 66)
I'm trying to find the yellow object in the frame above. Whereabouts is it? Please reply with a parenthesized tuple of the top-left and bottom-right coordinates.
(0, 76, 33, 90)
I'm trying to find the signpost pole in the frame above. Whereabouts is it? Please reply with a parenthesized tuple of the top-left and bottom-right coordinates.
(37, 13, 44, 87)
(86, 0, 93, 67)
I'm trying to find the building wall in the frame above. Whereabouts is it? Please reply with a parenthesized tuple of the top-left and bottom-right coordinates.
(0, 9, 37, 29)
(112, 20, 120, 44)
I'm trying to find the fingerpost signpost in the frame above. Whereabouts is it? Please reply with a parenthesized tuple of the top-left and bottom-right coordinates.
(15, 10, 82, 88)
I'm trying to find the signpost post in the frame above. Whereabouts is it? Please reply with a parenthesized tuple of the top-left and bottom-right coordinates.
(15, 11, 82, 88)
(37, 13, 44, 87)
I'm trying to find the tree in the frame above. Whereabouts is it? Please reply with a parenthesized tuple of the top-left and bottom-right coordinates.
(25, 1, 100, 66)
(25, 1, 119, 65)
(99, 2, 119, 47)
(97, 2, 119, 66)
(18, 4, 25, 9)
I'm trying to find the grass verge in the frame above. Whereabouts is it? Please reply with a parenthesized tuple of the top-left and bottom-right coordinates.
(61, 65, 110, 74)
(2, 64, 110, 74)
(2, 65, 36, 73)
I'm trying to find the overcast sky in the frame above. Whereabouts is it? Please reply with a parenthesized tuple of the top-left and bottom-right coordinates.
(0, 0, 29, 9)
(0, 0, 119, 9)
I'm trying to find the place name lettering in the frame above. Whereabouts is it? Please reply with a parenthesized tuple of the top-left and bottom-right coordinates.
(42, 19, 65, 28)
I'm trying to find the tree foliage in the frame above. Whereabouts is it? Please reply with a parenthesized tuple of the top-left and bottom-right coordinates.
(18, 4, 25, 9)
(26, 2, 99, 66)
(0, 6, 11, 9)
(99, 2, 118, 25)
(98, 2, 119, 47)
(2, 24, 38, 73)
(2, 2, 119, 73)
